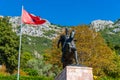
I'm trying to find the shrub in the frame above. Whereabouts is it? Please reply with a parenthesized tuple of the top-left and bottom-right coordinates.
(26, 57, 53, 77)
(0, 75, 53, 80)
(0, 65, 10, 76)
(13, 69, 27, 76)
(24, 69, 38, 76)
(99, 76, 120, 80)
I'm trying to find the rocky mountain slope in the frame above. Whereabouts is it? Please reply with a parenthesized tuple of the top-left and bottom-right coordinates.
(90, 19, 120, 33)
(9, 16, 62, 39)
(8, 16, 120, 39)
(90, 19, 114, 32)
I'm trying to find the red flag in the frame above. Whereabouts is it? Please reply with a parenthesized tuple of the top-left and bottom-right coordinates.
(22, 9, 46, 25)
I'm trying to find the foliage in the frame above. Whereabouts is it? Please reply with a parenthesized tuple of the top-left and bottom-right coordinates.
(105, 54, 120, 78)
(20, 52, 33, 68)
(0, 17, 19, 73)
(22, 35, 52, 54)
(25, 56, 54, 77)
(0, 65, 10, 76)
(24, 69, 38, 76)
(0, 75, 53, 80)
(13, 69, 27, 76)
(44, 43, 62, 67)
(100, 27, 120, 55)
(72, 25, 120, 77)
(43, 30, 55, 36)
(98, 76, 120, 80)
(46, 25, 120, 78)
(43, 39, 63, 76)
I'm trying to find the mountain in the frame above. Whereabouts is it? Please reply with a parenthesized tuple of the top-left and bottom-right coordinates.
(9, 16, 120, 38)
(90, 19, 114, 32)
(9, 16, 62, 40)
(90, 19, 120, 33)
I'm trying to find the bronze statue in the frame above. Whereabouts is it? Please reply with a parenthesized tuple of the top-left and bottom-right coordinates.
(57, 28, 79, 68)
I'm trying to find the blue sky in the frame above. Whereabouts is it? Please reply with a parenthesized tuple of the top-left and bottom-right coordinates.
(0, 0, 120, 26)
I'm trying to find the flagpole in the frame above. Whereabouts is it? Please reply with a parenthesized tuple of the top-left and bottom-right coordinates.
(17, 5, 23, 80)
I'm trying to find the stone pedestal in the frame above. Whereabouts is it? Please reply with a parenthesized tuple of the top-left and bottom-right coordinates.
(55, 65, 93, 80)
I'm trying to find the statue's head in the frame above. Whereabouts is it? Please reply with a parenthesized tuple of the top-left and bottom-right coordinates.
(65, 28, 69, 35)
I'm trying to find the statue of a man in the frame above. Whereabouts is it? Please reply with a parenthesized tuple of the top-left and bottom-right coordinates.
(57, 28, 70, 63)
(57, 28, 79, 66)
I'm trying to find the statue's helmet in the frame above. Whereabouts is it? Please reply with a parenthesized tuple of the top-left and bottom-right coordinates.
(65, 28, 69, 35)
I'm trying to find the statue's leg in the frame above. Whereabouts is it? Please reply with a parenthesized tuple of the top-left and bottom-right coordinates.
(61, 53, 64, 63)
(61, 48, 65, 63)
(74, 50, 79, 65)
(68, 43, 72, 52)
(62, 54, 66, 69)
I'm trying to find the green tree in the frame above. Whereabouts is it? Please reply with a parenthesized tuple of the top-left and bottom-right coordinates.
(20, 52, 33, 68)
(47, 25, 120, 78)
(0, 17, 19, 73)
(73, 26, 120, 77)
(26, 56, 53, 77)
